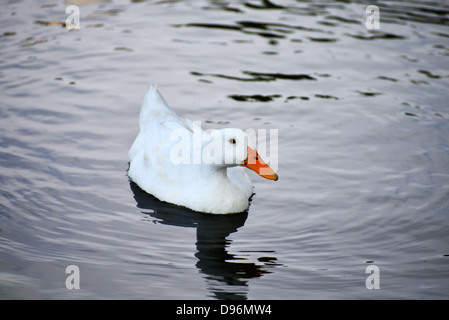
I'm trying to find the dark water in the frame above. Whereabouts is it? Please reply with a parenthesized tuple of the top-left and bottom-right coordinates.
(1, 0, 449, 299)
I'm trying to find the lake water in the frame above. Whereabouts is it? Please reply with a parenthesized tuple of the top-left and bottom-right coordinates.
(1, 0, 449, 300)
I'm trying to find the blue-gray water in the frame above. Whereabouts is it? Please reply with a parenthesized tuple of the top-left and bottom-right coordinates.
(1, 0, 449, 299)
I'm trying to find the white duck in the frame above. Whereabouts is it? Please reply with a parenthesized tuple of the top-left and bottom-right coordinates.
(128, 85, 278, 214)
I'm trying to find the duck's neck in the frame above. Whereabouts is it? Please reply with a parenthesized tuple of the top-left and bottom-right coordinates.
(206, 164, 229, 181)
(199, 165, 248, 213)
(202, 164, 235, 189)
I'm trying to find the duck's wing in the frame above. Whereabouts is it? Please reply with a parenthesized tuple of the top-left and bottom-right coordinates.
(129, 85, 198, 162)
(128, 85, 207, 191)
(138, 85, 193, 132)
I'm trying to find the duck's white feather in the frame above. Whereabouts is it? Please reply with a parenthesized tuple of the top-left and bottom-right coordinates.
(128, 86, 253, 214)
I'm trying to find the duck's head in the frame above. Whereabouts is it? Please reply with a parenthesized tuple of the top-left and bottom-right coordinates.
(205, 128, 278, 181)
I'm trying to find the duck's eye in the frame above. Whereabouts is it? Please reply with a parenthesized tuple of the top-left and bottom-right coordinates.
(229, 138, 236, 144)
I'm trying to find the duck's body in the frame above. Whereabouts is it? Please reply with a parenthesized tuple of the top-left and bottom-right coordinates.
(128, 86, 277, 214)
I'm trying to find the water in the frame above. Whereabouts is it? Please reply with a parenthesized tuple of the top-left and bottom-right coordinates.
(1, 0, 449, 300)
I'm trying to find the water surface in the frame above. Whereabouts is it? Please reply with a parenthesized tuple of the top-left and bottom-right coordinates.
(1, 0, 449, 299)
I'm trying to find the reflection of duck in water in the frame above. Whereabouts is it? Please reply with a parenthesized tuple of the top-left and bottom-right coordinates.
(128, 85, 278, 214)
(130, 181, 280, 300)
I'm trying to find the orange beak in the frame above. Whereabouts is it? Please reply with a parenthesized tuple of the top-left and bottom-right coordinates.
(242, 146, 278, 181)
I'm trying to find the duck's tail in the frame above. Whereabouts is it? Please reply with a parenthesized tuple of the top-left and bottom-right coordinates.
(139, 84, 175, 129)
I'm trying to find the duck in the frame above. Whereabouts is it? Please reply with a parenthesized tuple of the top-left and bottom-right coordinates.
(128, 85, 278, 214)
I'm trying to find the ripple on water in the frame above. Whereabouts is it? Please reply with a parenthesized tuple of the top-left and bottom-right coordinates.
(1, 0, 449, 300)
